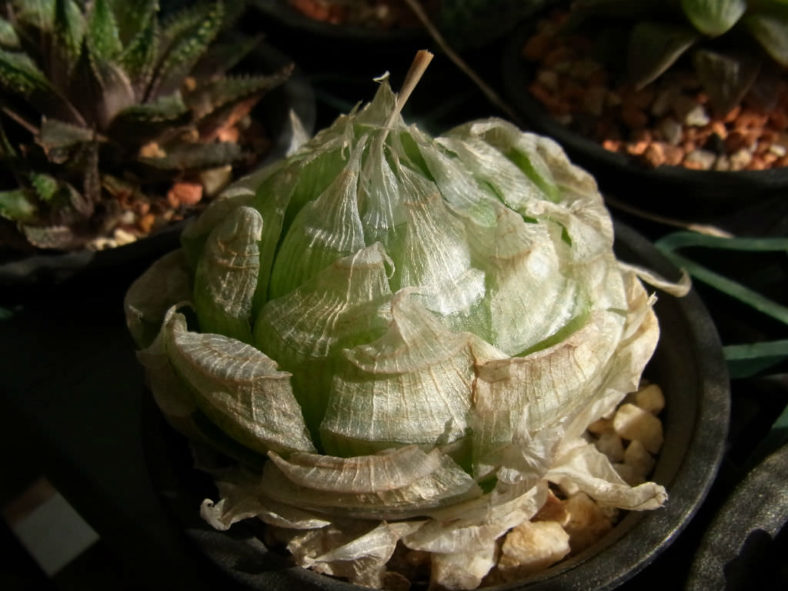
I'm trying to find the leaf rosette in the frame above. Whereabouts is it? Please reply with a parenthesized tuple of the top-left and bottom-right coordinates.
(126, 76, 667, 589)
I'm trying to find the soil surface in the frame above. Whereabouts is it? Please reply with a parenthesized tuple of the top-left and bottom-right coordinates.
(521, 11, 788, 172)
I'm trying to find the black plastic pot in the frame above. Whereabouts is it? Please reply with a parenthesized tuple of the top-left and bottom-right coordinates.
(501, 21, 788, 233)
(0, 43, 316, 287)
(686, 442, 788, 591)
(142, 220, 730, 591)
(249, 0, 429, 46)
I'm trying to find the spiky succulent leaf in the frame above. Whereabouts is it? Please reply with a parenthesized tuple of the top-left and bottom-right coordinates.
(191, 34, 261, 80)
(0, 188, 37, 221)
(0, 17, 20, 48)
(0, 48, 54, 100)
(108, 92, 190, 145)
(187, 71, 290, 119)
(86, 0, 122, 61)
(680, 0, 746, 36)
(66, 40, 134, 128)
(744, 4, 788, 67)
(29, 172, 59, 202)
(0, 0, 290, 252)
(39, 118, 95, 150)
(22, 223, 80, 249)
(52, 0, 85, 74)
(118, 15, 158, 93)
(150, 1, 224, 98)
(627, 21, 700, 88)
(11, 0, 55, 32)
(108, 0, 157, 45)
(693, 48, 761, 113)
(138, 141, 243, 170)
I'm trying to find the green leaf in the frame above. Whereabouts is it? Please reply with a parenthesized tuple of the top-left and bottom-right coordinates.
(138, 141, 243, 170)
(194, 206, 262, 343)
(725, 340, 788, 379)
(693, 49, 761, 114)
(0, 17, 21, 49)
(655, 233, 788, 326)
(188, 71, 290, 121)
(0, 48, 54, 98)
(108, 0, 157, 45)
(190, 34, 262, 80)
(118, 14, 158, 92)
(86, 0, 122, 61)
(744, 6, 788, 67)
(52, 0, 86, 73)
(108, 92, 189, 143)
(680, 0, 747, 36)
(0, 188, 37, 221)
(628, 21, 700, 88)
(149, 1, 224, 98)
(12, 0, 55, 32)
(28, 172, 59, 201)
(39, 118, 95, 150)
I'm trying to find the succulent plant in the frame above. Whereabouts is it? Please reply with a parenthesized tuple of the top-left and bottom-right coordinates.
(565, 0, 788, 113)
(125, 56, 676, 589)
(0, 0, 291, 252)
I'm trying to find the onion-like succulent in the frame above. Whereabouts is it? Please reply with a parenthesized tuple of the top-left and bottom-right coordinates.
(125, 56, 674, 589)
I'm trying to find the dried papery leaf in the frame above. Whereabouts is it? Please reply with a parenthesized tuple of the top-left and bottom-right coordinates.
(164, 311, 316, 455)
(124, 249, 192, 348)
(300, 521, 424, 589)
(268, 446, 443, 494)
(320, 295, 478, 457)
(194, 205, 262, 343)
(255, 242, 393, 437)
(268, 141, 367, 300)
(200, 470, 332, 531)
(546, 442, 667, 510)
(627, 22, 700, 89)
(136, 308, 199, 438)
(261, 447, 481, 519)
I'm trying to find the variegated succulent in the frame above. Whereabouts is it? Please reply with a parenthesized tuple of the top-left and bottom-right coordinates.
(125, 57, 678, 588)
(566, 0, 788, 113)
(0, 0, 290, 252)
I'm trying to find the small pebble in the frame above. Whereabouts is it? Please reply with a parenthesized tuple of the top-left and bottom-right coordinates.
(613, 403, 664, 453)
(730, 148, 753, 170)
(683, 149, 716, 170)
(684, 104, 711, 127)
(658, 117, 683, 145)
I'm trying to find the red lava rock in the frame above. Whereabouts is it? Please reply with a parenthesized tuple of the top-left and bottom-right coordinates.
(167, 181, 204, 208)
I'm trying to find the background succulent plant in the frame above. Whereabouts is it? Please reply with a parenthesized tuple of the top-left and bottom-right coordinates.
(125, 62, 672, 589)
(565, 0, 788, 114)
(0, 0, 290, 253)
